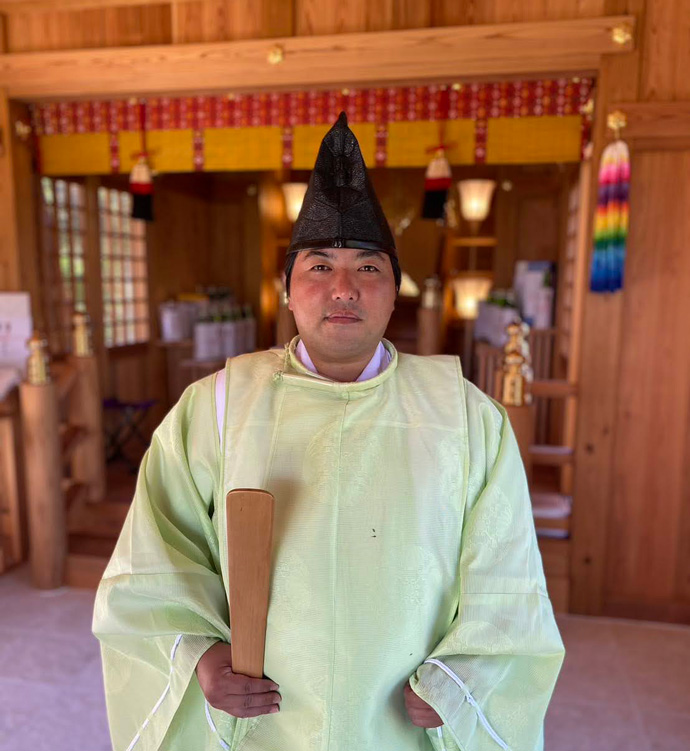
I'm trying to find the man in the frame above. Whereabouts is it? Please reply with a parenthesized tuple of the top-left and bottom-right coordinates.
(93, 112, 564, 751)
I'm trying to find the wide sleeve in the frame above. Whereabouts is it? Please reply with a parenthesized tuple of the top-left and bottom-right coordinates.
(408, 382, 565, 751)
(92, 374, 230, 751)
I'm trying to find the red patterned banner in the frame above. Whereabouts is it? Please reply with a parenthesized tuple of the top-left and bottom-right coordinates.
(31, 78, 594, 136)
(32, 78, 595, 174)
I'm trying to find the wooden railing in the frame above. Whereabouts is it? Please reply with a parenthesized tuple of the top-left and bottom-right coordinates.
(490, 322, 577, 613)
(474, 328, 561, 444)
(18, 315, 107, 588)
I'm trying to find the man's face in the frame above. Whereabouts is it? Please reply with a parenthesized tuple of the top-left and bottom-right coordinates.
(288, 248, 396, 361)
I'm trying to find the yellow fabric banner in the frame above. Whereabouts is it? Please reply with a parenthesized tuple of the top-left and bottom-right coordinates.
(40, 133, 111, 175)
(38, 116, 585, 175)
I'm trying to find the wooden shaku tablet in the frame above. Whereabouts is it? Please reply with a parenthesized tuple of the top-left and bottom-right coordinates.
(226, 488, 275, 679)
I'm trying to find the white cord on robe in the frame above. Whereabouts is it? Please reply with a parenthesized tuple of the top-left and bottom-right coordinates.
(204, 700, 231, 750)
(125, 634, 183, 751)
(423, 658, 510, 751)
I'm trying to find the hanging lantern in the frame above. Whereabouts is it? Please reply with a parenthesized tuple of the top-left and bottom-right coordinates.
(457, 179, 496, 232)
(451, 272, 493, 319)
(281, 182, 308, 223)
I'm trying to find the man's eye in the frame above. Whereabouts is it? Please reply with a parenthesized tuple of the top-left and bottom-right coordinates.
(311, 265, 330, 271)
(360, 265, 380, 272)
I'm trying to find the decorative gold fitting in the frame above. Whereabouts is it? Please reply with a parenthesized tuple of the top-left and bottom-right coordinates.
(501, 321, 533, 407)
(26, 331, 51, 386)
(267, 45, 285, 65)
(502, 352, 526, 407)
(14, 121, 32, 141)
(607, 110, 627, 140)
(612, 24, 633, 46)
(72, 310, 93, 357)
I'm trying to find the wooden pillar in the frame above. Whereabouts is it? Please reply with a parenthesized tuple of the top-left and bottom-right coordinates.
(417, 307, 442, 355)
(276, 291, 297, 347)
(257, 177, 287, 350)
(69, 355, 106, 502)
(0, 85, 42, 332)
(417, 276, 443, 355)
(0, 393, 24, 570)
(0, 88, 21, 291)
(570, 40, 641, 615)
(19, 334, 65, 589)
(68, 312, 106, 502)
(504, 404, 534, 486)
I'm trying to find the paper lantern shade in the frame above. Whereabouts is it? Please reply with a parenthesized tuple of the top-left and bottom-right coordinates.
(457, 180, 497, 223)
(282, 182, 308, 223)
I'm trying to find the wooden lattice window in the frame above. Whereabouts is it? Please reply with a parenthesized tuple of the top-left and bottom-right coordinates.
(98, 188, 150, 348)
(39, 177, 88, 354)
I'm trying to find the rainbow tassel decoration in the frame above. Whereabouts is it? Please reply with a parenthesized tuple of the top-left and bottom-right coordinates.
(589, 139, 629, 292)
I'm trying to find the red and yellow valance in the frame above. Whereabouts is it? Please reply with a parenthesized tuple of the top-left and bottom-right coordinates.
(32, 78, 594, 176)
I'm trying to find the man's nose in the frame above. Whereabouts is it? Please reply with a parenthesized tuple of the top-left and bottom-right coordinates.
(331, 270, 359, 301)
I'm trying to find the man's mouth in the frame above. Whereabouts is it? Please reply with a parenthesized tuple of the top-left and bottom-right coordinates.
(325, 311, 362, 323)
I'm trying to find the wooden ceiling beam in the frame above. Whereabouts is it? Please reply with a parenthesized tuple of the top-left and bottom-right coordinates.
(0, 0, 175, 11)
(0, 15, 634, 101)
(607, 100, 690, 144)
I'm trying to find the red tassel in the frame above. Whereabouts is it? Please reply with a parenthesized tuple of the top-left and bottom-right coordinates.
(130, 155, 154, 221)
(422, 148, 452, 220)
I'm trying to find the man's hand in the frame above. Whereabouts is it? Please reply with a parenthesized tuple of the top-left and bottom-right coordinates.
(404, 682, 443, 728)
(196, 642, 282, 718)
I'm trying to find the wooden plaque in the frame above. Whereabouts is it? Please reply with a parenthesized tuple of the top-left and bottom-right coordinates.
(226, 488, 275, 679)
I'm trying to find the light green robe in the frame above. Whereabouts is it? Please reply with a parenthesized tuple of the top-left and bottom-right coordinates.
(93, 338, 564, 751)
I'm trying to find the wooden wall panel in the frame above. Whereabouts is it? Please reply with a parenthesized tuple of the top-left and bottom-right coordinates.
(0, 90, 21, 290)
(571, 0, 689, 622)
(294, 0, 611, 34)
(0, 94, 41, 326)
(172, 0, 293, 44)
(146, 174, 213, 311)
(6, 4, 172, 52)
(432, 0, 607, 26)
(640, 0, 690, 100)
(294, 0, 431, 36)
(605, 150, 690, 605)
(0, 0, 634, 52)
(0, 0, 688, 624)
(569, 57, 639, 616)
